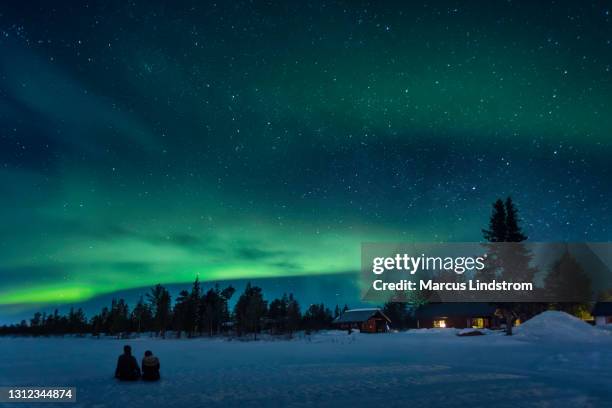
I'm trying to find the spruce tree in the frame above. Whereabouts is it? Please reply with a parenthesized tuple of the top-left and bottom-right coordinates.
(200, 284, 235, 336)
(268, 294, 289, 333)
(334, 305, 341, 319)
(147, 284, 172, 338)
(233, 283, 267, 339)
(482, 199, 507, 242)
(286, 294, 301, 336)
(109, 299, 130, 336)
(200, 286, 217, 336)
(173, 290, 191, 337)
(482, 197, 537, 335)
(131, 296, 152, 333)
(505, 197, 527, 242)
(477, 202, 504, 282)
(189, 277, 201, 335)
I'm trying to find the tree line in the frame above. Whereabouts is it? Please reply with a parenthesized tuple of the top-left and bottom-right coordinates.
(0, 197, 596, 337)
(0, 280, 349, 339)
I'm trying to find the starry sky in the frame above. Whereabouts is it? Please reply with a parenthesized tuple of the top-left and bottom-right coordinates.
(0, 1, 611, 320)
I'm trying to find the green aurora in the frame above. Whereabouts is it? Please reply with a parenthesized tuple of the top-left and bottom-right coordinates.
(0, 1, 611, 310)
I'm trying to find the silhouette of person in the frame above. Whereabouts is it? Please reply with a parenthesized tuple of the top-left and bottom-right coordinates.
(115, 345, 141, 381)
(141, 350, 160, 381)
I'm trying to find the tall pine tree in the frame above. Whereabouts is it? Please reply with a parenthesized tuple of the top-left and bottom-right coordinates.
(482, 197, 537, 335)
(482, 199, 507, 242)
(505, 197, 527, 242)
(147, 284, 172, 338)
(233, 283, 267, 339)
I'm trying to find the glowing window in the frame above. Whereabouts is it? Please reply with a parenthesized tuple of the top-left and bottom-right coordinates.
(471, 318, 484, 329)
(433, 319, 446, 328)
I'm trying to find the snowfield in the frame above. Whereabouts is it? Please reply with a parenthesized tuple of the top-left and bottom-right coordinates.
(1, 312, 611, 408)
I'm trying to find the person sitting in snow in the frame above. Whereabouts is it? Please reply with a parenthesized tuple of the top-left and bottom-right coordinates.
(115, 345, 141, 381)
(141, 350, 160, 381)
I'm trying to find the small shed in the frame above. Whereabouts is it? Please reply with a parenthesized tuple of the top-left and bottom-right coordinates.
(333, 308, 391, 333)
(415, 303, 498, 329)
(592, 302, 612, 326)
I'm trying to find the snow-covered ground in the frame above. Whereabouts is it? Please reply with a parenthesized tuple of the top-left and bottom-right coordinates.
(1, 312, 612, 408)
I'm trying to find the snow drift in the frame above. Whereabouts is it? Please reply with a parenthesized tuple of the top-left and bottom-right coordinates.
(515, 310, 610, 343)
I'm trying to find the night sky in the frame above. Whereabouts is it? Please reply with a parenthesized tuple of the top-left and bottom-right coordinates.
(1, 1, 611, 320)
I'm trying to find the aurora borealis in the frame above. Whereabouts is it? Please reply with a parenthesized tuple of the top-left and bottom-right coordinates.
(0, 1, 611, 319)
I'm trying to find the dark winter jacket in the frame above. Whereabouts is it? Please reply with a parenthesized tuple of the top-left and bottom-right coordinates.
(141, 355, 160, 381)
(115, 353, 141, 381)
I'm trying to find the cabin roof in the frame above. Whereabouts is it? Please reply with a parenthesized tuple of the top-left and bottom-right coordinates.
(592, 302, 612, 316)
(333, 308, 391, 324)
(415, 303, 496, 319)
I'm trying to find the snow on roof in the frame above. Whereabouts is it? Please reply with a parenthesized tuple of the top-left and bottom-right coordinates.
(333, 308, 391, 324)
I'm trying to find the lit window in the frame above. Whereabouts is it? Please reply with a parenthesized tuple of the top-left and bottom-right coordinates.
(433, 319, 446, 328)
(471, 318, 484, 329)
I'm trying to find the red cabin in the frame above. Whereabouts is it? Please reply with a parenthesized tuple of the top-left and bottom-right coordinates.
(333, 308, 392, 333)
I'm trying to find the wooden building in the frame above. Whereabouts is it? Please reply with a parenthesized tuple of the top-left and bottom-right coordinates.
(333, 308, 392, 333)
(592, 302, 612, 326)
(415, 303, 499, 329)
